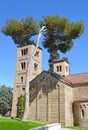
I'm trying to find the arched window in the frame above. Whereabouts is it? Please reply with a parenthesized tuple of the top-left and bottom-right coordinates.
(35, 51, 39, 57)
(57, 66, 59, 72)
(21, 76, 23, 82)
(21, 62, 26, 70)
(34, 63, 38, 70)
(81, 109, 85, 118)
(60, 65, 62, 72)
(21, 48, 28, 56)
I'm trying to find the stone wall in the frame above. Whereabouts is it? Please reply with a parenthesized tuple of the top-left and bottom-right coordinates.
(59, 83, 65, 127)
(29, 78, 74, 127)
(48, 84, 60, 123)
(64, 84, 73, 126)
(73, 84, 88, 100)
(74, 101, 88, 127)
(73, 84, 88, 127)
(57, 82, 74, 127)
(29, 74, 60, 123)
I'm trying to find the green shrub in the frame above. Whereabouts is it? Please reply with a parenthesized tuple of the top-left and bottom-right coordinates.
(17, 95, 25, 119)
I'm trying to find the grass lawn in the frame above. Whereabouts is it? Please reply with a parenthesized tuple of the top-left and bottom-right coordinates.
(0, 116, 46, 130)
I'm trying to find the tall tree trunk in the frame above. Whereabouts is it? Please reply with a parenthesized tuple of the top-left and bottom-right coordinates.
(48, 50, 59, 73)
(22, 26, 47, 121)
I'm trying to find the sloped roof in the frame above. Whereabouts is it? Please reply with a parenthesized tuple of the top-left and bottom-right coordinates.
(75, 96, 88, 101)
(30, 71, 72, 86)
(53, 57, 69, 63)
(66, 73, 88, 85)
(30, 71, 88, 87)
(30, 71, 60, 85)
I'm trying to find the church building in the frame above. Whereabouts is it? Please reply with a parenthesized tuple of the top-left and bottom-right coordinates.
(11, 44, 88, 127)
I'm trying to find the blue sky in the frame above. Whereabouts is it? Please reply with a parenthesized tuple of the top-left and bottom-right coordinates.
(0, 0, 88, 88)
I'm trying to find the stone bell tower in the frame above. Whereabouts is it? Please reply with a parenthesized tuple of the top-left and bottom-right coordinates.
(53, 58, 70, 77)
(11, 43, 42, 117)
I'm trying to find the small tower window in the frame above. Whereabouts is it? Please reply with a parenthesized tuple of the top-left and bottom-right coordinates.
(21, 62, 26, 70)
(57, 65, 62, 72)
(59, 65, 62, 72)
(34, 63, 38, 70)
(21, 50, 24, 56)
(21, 76, 23, 82)
(57, 66, 59, 72)
(35, 51, 39, 57)
(81, 109, 85, 118)
(21, 48, 28, 56)
(22, 85, 25, 90)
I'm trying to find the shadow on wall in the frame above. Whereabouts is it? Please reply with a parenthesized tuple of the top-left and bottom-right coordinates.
(29, 71, 60, 105)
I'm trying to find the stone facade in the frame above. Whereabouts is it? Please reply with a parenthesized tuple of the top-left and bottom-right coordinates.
(11, 44, 42, 117)
(29, 72, 74, 127)
(74, 100, 88, 127)
(11, 44, 88, 127)
(29, 73, 88, 127)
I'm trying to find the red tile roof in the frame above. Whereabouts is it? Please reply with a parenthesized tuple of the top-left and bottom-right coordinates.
(75, 96, 88, 101)
(66, 73, 88, 84)
(53, 58, 69, 63)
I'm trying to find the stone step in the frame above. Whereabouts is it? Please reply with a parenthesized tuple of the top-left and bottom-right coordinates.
(30, 123, 74, 130)
(30, 123, 61, 130)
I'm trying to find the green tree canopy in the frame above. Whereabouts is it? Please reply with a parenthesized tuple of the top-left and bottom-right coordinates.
(1, 15, 84, 72)
(40, 15, 84, 72)
(1, 16, 38, 45)
(0, 85, 12, 116)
